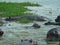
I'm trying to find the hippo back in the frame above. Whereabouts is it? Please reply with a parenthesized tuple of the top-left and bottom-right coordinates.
(46, 27, 60, 41)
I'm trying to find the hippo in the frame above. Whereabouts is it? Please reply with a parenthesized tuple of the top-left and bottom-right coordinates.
(44, 21, 60, 26)
(46, 27, 60, 42)
(55, 15, 60, 22)
(5, 15, 50, 21)
(44, 15, 60, 26)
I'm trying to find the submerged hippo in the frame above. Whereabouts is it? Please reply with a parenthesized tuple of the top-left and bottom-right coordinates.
(5, 15, 50, 21)
(46, 27, 60, 41)
(24, 23, 40, 29)
(44, 15, 60, 26)
(0, 30, 4, 37)
(44, 21, 60, 25)
(16, 39, 38, 45)
(32, 23, 40, 29)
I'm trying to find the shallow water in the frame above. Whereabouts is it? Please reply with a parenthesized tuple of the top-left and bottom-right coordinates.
(0, 21, 60, 45)
(0, 0, 60, 45)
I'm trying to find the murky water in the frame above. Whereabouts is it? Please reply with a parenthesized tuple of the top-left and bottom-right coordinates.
(0, 0, 60, 45)
(0, 21, 59, 45)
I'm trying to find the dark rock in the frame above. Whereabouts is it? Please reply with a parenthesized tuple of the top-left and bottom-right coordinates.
(46, 27, 60, 41)
(55, 15, 60, 22)
(32, 23, 40, 29)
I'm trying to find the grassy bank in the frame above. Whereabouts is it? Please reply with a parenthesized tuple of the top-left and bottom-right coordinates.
(19, 19, 33, 23)
(0, 2, 41, 17)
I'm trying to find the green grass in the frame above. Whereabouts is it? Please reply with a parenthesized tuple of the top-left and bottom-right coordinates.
(0, 2, 41, 17)
(19, 19, 32, 23)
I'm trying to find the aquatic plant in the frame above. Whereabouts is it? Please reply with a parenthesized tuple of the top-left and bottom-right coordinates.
(19, 19, 32, 23)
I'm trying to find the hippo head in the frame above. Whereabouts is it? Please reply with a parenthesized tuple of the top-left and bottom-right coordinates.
(46, 28, 59, 41)
(55, 15, 60, 22)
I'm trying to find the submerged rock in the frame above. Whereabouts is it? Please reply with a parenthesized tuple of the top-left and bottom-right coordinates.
(32, 23, 40, 29)
(24, 23, 40, 29)
(46, 27, 60, 41)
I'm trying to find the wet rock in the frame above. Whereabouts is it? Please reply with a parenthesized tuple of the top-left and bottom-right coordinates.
(55, 15, 60, 22)
(32, 23, 40, 29)
(46, 27, 60, 41)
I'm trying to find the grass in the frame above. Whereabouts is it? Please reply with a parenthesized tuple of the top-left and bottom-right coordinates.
(19, 19, 33, 23)
(0, 2, 41, 17)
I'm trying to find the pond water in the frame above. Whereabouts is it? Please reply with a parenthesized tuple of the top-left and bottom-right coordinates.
(0, 0, 60, 45)
(0, 21, 59, 45)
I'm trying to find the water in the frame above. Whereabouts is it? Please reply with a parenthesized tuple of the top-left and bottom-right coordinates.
(0, 0, 60, 45)
(0, 21, 59, 45)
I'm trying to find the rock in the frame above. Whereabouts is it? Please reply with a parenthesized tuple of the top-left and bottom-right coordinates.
(32, 23, 40, 29)
(55, 15, 60, 22)
(46, 27, 60, 41)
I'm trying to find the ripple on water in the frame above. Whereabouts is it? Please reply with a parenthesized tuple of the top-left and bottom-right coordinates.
(0, 21, 59, 45)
